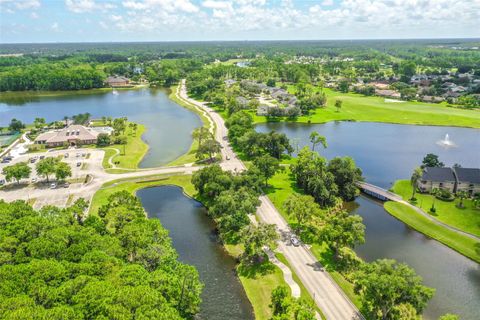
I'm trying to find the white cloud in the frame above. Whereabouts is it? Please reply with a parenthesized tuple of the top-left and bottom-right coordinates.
(322, 0, 334, 6)
(51, 22, 59, 31)
(111, 14, 122, 21)
(0, 0, 40, 11)
(122, 0, 199, 13)
(30, 12, 39, 19)
(202, 1, 231, 9)
(65, 0, 116, 13)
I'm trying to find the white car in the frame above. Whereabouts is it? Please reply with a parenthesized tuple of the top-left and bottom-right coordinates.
(50, 183, 57, 189)
(226, 155, 231, 160)
(31, 178, 37, 183)
(290, 236, 300, 247)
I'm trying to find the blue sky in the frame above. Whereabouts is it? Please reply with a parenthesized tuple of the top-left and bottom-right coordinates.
(1, 0, 479, 43)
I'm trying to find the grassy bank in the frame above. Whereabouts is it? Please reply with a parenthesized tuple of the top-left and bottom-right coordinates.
(391, 180, 480, 237)
(253, 87, 480, 128)
(384, 201, 480, 263)
(167, 84, 213, 166)
(100, 121, 148, 171)
(90, 173, 291, 320)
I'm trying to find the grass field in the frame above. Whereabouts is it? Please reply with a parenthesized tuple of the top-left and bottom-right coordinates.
(253, 87, 480, 128)
(384, 201, 480, 263)
(100, 121, 148, 170)
(166, 84, 213, 166)
(391, 180, 480, 237)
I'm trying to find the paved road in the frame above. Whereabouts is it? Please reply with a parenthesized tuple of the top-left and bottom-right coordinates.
(177, 79, 362, 320)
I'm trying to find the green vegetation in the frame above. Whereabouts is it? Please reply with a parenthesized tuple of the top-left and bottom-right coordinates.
(0, 195, 202, 319)
(253, 88, 480, 128)
(384, 201, 480, 263)
(392, 180, 480, 237)
(100, 122, 148, 170)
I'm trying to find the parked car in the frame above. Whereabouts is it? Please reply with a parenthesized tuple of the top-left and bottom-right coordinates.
(76, 153, 81, 158)
(39, 155, 45, 160)
(76, 162, 81, 167)
(50, 183, 57, 189)
(63, 182, 70, 188)
(1, 158, 10, 163)
(226, 155, 231, 160)
(290, 236, 300, 247)
(81, 153, 86, 157)
(64, 153, 69, 158)
(30, 158, 37, 163)
(31, 178, 37, 183)
(0, 179, 5, 186)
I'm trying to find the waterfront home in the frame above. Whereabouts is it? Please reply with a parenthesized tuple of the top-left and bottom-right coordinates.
(419, 167, 480, 196)
(106, 76, 130, 87)
(34, 125, 106, 147)
(419, 167, 457, 193)
(454, 168, 480, 195)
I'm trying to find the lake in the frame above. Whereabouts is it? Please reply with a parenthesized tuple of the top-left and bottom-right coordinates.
(0, 88, 202, 167)
(137, 186, 254, 320)
(257, 121, 480, 319)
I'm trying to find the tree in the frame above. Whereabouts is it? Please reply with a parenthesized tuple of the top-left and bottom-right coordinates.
(354, 259, 434, 320)
(321, 210, 365, 258)
(283, 194, 319, 232)
(327, 157, 363, 201)
(191, 127, 211, 149)
(456, 190, 469, 209)
(55, 162, 72, 181)
(8, 118, 24, 132)
(335, 99, 343, 112)
(36, 157, 59, 182)
(2, 162, 31, 184)
(270, 285, 291, 316)
(115, 135, 128, 155)
(421, 153, 444, 168)
(33, 117, 46, 130)
(196, 138, 220, 161)
(113, 118, 127, 135)
(102, 116, 107, 124)
(410, 167, 423, 200)
(309, 131, 327, 152)
(63, 116, 69, 126)
(96, 133, 111, 146)
(252, 154, 280, 187)
(241, 223, 279, 263)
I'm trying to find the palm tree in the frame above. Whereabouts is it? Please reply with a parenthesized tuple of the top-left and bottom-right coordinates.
(102, 116, 107, 124)
(410, 167, 423, 200)
(309, 131, 327, 152)
(63, 116, 69, 127)
(456, 190, 469, 208)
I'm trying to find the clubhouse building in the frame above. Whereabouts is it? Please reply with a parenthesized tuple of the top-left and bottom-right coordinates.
(35, 125, 108, 147)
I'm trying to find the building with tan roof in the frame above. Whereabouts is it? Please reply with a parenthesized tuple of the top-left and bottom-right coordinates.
(35, 125, 102, 147)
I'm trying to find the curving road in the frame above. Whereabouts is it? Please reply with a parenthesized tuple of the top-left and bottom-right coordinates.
(177, 79, 362, 320)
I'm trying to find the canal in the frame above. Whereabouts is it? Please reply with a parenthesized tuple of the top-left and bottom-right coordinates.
(0, 88, 202, 167)
(257, 121, 480, 319)
(137, 186, 254, 320)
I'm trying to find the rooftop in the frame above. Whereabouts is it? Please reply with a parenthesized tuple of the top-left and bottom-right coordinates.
(422, 167, 456, 182)
(454, 168, 480, 184)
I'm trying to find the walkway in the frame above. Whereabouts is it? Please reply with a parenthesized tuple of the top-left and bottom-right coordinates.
(358, 182, 480, 241)
(177, 79, 362, 320)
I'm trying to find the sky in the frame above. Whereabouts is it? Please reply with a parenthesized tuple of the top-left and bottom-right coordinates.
(0, 0, 479, 43)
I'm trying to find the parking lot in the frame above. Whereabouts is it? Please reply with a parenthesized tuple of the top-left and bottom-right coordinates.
(0, 148, 105, 209)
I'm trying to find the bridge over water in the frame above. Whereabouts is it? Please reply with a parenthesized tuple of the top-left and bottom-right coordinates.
(357, 182, 403, 202)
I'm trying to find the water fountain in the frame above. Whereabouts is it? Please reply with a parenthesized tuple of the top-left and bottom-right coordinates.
(436, 133, 456, 148)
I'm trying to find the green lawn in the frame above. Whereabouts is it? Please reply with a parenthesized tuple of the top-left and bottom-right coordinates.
(392, 180, 480, 237)
(384, 201, 480, 263)
(100, 122, 148, 170)
(253, 87, 480, 128)
(167, 84, 214, 166)
(89, 173, 195, 214)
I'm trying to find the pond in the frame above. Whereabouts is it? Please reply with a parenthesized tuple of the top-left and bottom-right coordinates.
(257, 121, 480, 319)
(0, 88, 202, 167)
(137, 186, 254, 320)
